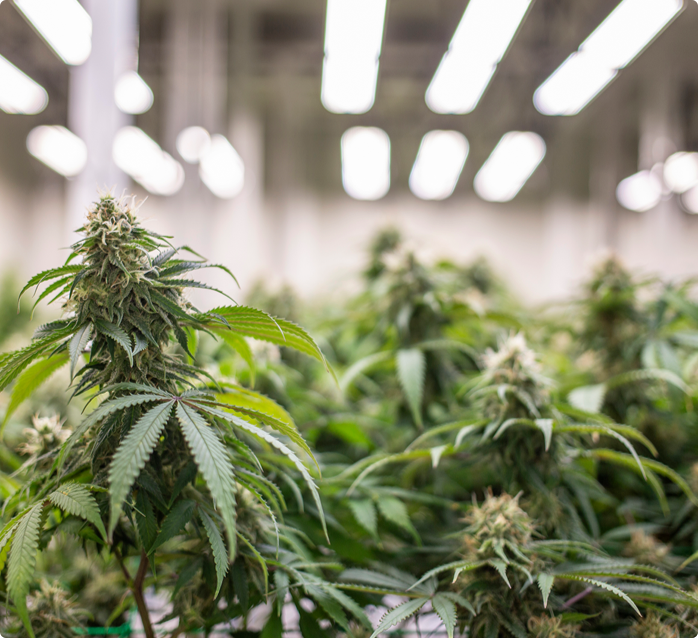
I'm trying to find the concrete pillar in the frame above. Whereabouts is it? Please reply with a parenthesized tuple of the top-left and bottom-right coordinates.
(66, 0, 136, 237)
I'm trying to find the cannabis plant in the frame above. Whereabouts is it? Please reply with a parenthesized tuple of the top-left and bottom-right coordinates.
(341, 491, 698, 638)
(0, 195, 366, 637)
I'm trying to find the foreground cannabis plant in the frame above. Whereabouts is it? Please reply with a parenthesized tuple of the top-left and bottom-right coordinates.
(0, 195, 363, 637)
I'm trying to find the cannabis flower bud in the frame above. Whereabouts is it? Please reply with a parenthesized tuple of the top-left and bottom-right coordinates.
(18, 414, 70, 458)
(631, 613, 679, 638)
(463, 491, 534, 560)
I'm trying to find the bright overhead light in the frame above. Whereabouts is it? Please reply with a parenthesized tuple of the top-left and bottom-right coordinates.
(26, 126, 87, 177)
(682, 184, 698, 214)
(534, 0, 682, 116)
(533, 53, 617, 116)
(113, 127, 184, 196)
(14, 0, 92, 66)
(199, 134, 245, 199)
(409, 130, 469, 200)
(321, 0, 387, 114)
(426, 0, 532, 114)
(474, 131, 546, 202)
(114, 71, 154, 115)
(581, 0, 683, 69)
(0, 54, 48, 114)
(176, 126, 212, 164)
(616, 170, 663, 211)
(664, 152, 698, 193)
(341, 126, 390, 201)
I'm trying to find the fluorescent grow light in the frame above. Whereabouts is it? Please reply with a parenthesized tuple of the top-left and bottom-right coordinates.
(113, 127, 184, 196)
(534, 0, 683, 116)
(199, 135, 245, 199)
(682, 184, 698, 214)
(14, 0, 92, 66)
(664, 152, 698, 194)
(176, 126, 212, 164)
(426, 0, 532, 114)
(114, 71, 154, 115)
(474, 132, 545, 202)
(26, 126, 87, 177)
(0, 54, 48, 114)
(616, 170, 663, 211)
(321, 0, 387, 114)
(409, 130, 469, 200)
(341, 126, 390, 200)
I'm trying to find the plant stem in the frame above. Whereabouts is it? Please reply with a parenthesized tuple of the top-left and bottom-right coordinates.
(132, 550, 156, 638)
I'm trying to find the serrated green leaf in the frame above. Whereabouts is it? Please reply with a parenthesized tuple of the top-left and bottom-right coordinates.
(558, 575, 641, 616)
(150, 499, 195, 552)
(7, 502, 45, 638)
(95, 319, 133, 365)
(567, 384, 606, 414)
(69, 323, 92, 378)
(19, 264, 83, 299)
(369, 598, 428, 638)
(535, 419, 553, 451)
(211, 329, 255, 384)
(347, 499, 378, 539)
(377, 496, 419, 544)
(48, 482, 107, 541)
(108, 400, 174, 535)
(3, 353, 68, 428)
(432, 594, 457, 638)
(489, 560, 511, 588)
(396, 348, 425, 428)
(57, 393, 167, 472)
(176, 402, 237, 559)
(206, 306, 328, 368)
(199, 403, 326, 542)
(135, 490, 157, 552)
(537, 573, 554, 608)
(199, 510, 229, 596)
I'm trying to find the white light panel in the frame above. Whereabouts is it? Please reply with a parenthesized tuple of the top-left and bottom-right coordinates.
(341, 126, 390, 200)
(664, 152, 698, 194)
(682, 184, 698, 214)
(409, 130, 469, 200)
(14, 0, 92, 66)
(27, 126, 87, 177)
(321, 0, 387, 114)
(114, 71, 154, 115)
(199, 135, 245, 199)
(616, 170, 663, 211)
(534, 0, 683, 116)
(474, 132, 546, 202)
(426, 0, 532, 114)
(0, 54, 48, 114)
(113, 127, 184, 196)
(176, 127, 212, 164)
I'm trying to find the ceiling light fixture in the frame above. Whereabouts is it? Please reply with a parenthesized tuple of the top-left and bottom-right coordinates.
(616, 170, 663, 211)
(426, 0, 533, 114)
(663, 152, 698, 194)
(14, 0, 92, 66)
(198, 135, 245, 199)
(114, 71, 154, 115)
(0, 54, 48, 114)
(409, 130, 469, 200)
(474, 131, 546, 202)
(341, 126, 390, 200)
(682, 184, 698, 214)
(176, 127, 212, 164)
(26, 126, 87, 177)
(113, 127, 184, 196)
(534, 0, 683, 116)
(321, 0, 387, 114)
